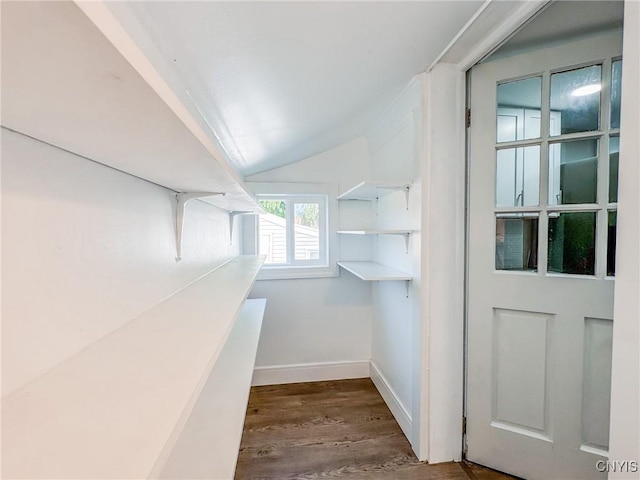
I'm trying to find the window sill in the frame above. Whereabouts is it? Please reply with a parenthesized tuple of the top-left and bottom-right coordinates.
(256, 264, 339, 281)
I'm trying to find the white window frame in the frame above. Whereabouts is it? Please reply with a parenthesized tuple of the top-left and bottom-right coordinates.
(244, 182, 339, 280)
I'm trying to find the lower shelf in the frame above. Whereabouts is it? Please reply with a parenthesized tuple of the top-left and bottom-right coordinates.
(337, 261, 411, 281)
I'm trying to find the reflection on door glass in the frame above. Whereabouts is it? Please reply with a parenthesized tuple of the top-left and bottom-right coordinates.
(496, 146, 540, 207)
(497, 77, 542, 143)
(548, 212, 596, 275)
(496, 214, 538, 271)
(294, 203, 320, 261)
(611, 60, 622, 129)
(609, 136, 619, 203)
(550, 65, 602, 136)
(548, 139, 598, 205)
(608, 211, 617, 276)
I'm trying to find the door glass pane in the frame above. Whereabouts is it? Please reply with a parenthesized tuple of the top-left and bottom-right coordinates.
(497, 77, 542, 142)
(548, 139, 598, 205)
(607, 211, 617, 276)
(611, 60, 622, 129)
(609, 136, 619, 203)
(294, 203, 320, 261)
(496, 214, 538, 271)
(496, 145, 540, 207)
(258, 200, 287, 264)
(548, 211, 596, 275)
(550, 65, 602, 136)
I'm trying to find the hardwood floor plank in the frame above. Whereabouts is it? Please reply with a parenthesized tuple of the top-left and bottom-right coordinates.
(235, 379, 515, 480)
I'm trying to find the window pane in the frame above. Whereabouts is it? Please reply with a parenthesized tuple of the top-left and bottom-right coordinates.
(611, 60, 622, 129)
(608, 211, 617, 276)
(496, 214, 538, 271)
(548, 139, 598, 205)
(548, 212, 596, 275)
(294, 203, 320, 261)
(497, 77, 542, 142)
(258, 200, 287, 264)
(496, 145, 540, 207)
(550, 65, 602, 136)
(609, 136, 619, 203)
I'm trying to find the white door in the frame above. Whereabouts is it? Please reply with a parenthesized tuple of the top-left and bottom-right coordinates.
(466, 29, 623, 480)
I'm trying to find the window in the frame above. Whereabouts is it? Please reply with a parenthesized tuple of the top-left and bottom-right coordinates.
(257, 195, 327, 266)
(245, 182, 338, 280)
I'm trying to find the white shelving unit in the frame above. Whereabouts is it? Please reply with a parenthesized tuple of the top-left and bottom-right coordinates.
(337, 181, 413, 296)
(2, 256, 266, 480)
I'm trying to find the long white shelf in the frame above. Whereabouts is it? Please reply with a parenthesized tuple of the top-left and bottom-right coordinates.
(156, 298, 266, 480)
(338, 261, 412, 281)
(2, 255, 265, 480)
(337, 181, 411, 201)
(2, 2, 260, 213)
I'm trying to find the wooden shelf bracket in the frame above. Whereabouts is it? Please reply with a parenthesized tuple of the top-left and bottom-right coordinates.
(176, 192, 224, 261)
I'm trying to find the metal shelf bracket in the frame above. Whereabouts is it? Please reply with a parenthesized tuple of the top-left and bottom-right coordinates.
(175, 192, 224, 261)
(229, 211, 256, 245)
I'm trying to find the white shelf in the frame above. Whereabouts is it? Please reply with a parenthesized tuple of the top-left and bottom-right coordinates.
(338, 261, 411, 281)
(156, 298, 266, 480)
(2, 2, 260, 213)
(338, 230, 413, 253)
(2, 255, 266, 480)
(337, 181, 412, 201)
(337, 229, 412, 235)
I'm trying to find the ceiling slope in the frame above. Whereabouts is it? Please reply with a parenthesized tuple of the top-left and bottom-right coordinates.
(107, 1, 484, 175)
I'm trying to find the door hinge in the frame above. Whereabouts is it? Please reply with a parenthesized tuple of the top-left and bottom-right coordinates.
(465, 108, 471, 128)
(462, 416, 467, 435)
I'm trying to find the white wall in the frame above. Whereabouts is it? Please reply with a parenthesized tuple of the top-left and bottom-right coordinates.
(246, 138, 373, 384)
(609, 2, 640, 477)
(367, 77, 424, 453)
(1, 129, 238, 397)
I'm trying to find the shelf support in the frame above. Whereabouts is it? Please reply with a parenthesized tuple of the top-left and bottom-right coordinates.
(405, 280, 410, 298)
(176, 192, 224, 261)
(403, 233, 410, 254)
(229, 211, 256, 245)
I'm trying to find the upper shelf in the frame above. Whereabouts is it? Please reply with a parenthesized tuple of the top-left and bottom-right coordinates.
(1, 255, 265, 479)
(1, 1, 260, 212)
(337, 181, 412, 201)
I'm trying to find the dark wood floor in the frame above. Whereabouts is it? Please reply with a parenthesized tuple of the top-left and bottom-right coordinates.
(236, 378, 516, 480)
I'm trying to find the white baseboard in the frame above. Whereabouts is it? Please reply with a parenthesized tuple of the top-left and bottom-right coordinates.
(369, 361, 412, 441)
(252, 360, 370, 386)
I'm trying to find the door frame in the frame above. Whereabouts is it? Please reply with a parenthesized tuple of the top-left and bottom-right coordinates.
(420, 0, 640, 468)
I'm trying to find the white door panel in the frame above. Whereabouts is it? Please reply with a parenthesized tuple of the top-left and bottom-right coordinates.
(467, 29, 622, 479)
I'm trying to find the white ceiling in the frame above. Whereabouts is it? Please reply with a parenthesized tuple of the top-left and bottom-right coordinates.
(113, 1, 484, 176)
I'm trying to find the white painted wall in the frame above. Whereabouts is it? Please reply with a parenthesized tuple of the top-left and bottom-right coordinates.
(246, 139, 373, 384)
(1, 129, 239, 397)
(609, 2, 640, 477)
(367, 77, 424, 454)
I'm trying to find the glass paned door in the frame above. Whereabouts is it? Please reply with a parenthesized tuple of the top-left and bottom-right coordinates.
(467, 29, 622, 480)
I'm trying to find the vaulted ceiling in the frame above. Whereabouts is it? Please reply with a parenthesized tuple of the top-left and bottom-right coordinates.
(108, 1, 484, 175)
